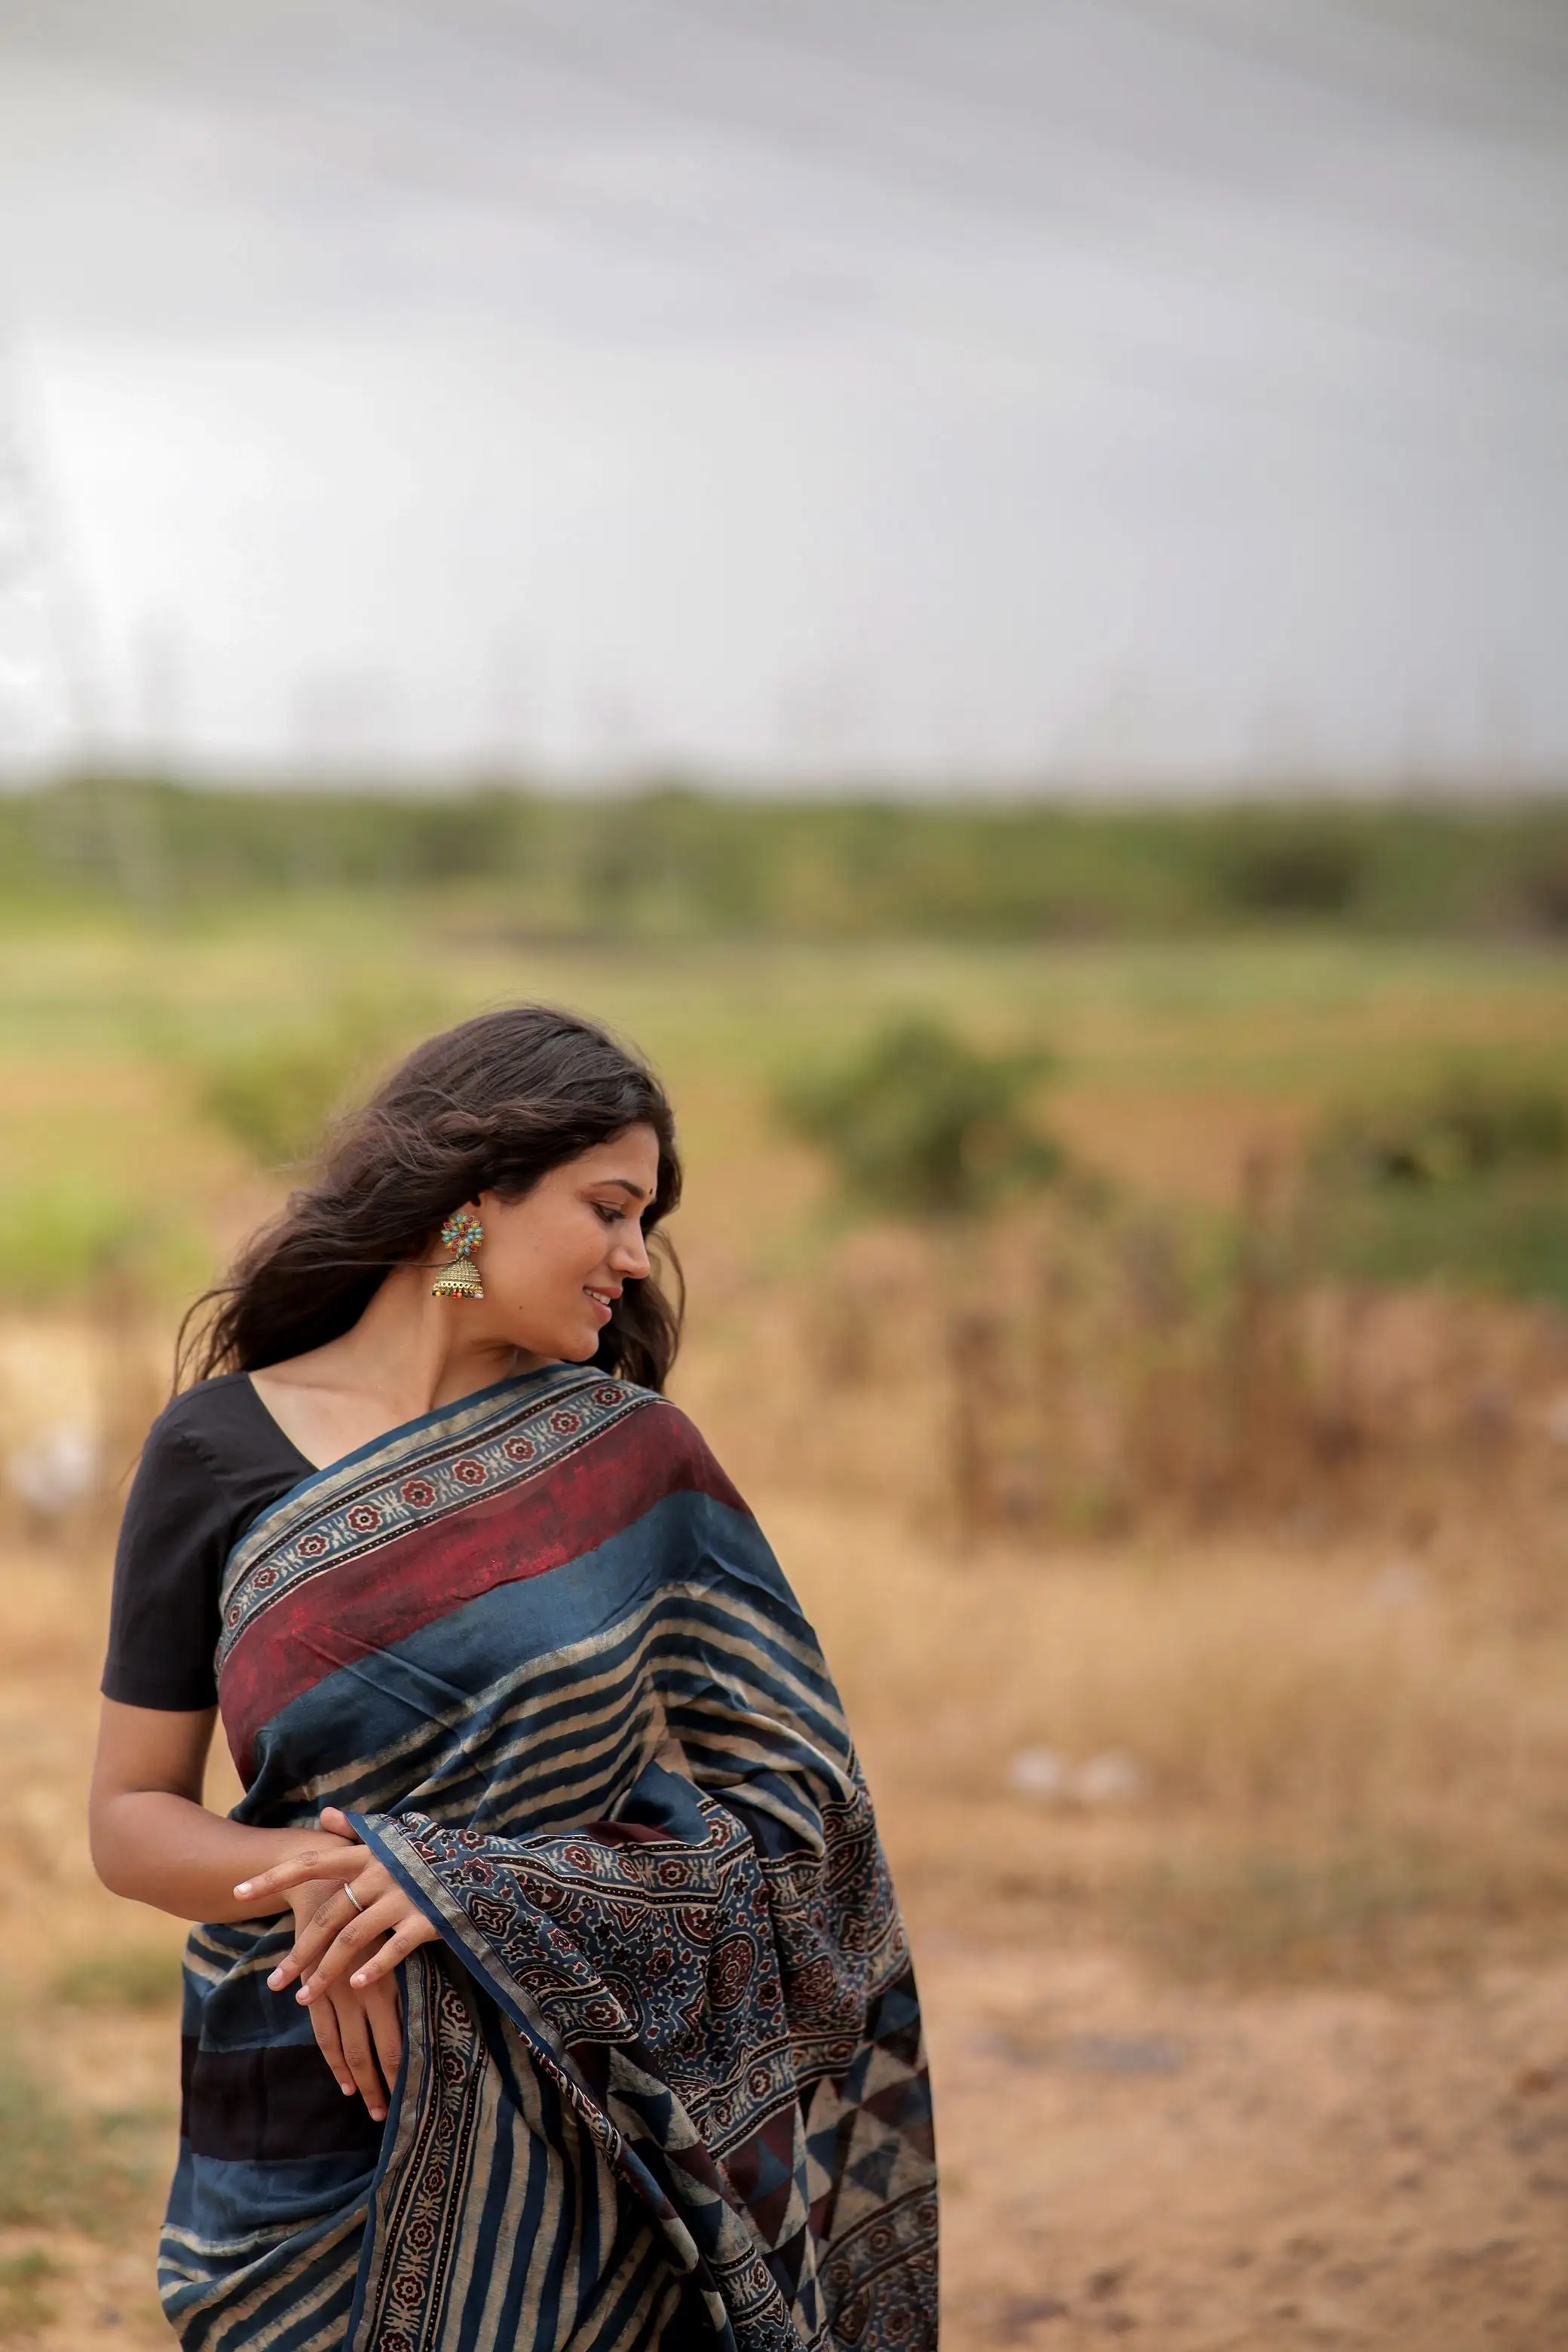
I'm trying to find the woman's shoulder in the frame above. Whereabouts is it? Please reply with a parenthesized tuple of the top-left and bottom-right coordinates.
(613, 1380, 697, 1439)
(145, 1370, 254, 1450)
(139, 1371, 306, 1486)
(612, 1386, 749, 1506)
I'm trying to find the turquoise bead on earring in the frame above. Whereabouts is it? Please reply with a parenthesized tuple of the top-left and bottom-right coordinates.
(431, 1208, 485, 1300)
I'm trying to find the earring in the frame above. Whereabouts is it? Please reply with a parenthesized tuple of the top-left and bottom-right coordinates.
(431, 1209, 485, 1300)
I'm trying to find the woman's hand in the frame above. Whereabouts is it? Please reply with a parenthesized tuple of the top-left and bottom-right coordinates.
(235, 1805, 440, 2012)
(283, 1879, 406, 2121)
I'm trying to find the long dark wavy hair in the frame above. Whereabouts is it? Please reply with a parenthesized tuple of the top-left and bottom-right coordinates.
(179, 1006, 684, 1392)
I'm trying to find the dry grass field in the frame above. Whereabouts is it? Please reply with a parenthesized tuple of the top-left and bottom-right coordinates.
(2, 913, 1568, 2347)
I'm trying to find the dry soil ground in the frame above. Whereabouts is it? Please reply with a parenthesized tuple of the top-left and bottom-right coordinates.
(930, 1940, 1568, 2350)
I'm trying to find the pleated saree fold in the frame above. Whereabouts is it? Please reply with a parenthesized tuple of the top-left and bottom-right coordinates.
(165, 1366, 937, 2352)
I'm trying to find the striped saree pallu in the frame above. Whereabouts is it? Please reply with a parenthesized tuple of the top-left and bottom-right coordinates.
(165, 1366, 938, 2352)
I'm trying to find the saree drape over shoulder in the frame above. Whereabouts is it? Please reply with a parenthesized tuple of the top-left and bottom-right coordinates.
(166, 1367, 938, 2352)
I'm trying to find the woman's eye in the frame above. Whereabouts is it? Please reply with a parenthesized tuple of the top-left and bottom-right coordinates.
(593, 1203, 621, 1225)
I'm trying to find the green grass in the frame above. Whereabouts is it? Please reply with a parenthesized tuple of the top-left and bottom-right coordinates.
(51, 1946, 182, 2014)
(1318, 1176, 1568, 1303)
(0, 2042, 139, 2233)
(0, 2248, 61, 2340)
(1, 908, 1563, 1074)
(0, 908, 1566, 1307)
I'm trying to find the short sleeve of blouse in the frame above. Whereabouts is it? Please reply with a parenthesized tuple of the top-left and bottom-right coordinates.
(101, 1416, 233, 1711)
(101, 1377, 314, 1713)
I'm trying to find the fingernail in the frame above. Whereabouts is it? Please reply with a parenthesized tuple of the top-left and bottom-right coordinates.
(234, 1882, 253, 1897)
(371, 2108, 385, 2122)
(341, 2083, 355, 2097)
(351, 1971, 367, 1988)
(267, 1969, 284, 1989)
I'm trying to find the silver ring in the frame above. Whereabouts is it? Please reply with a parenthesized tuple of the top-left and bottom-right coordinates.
(342, 1879, 365, 1915)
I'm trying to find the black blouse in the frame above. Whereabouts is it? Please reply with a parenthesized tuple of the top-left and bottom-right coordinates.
(101, 1374, 315, 1712)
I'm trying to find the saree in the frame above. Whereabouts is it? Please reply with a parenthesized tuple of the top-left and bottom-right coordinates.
(164, 1364, 938, 2352)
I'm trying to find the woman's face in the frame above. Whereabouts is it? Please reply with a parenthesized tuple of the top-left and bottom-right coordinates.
(463, 1123, 660, 1365)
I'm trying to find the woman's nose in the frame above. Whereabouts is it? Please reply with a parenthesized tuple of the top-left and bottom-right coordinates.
(612, 1225, 651, 1278)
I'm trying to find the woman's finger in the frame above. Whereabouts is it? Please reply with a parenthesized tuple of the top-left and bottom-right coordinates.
(307, 1993, 357, 2101)
(268, 1885, 363, 1990)
(283, 1871, 393, 1977)
(296, 1897, 407, 2001)
(330, 1992, 387, 2122)
(365, 1977, 404, 2092)
(348, 1913, 440, 1991)
(268, 1864, 395, 1988)
(234, 1839, 355, 1902)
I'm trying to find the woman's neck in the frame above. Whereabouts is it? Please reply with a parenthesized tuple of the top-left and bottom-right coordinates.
(250, 1264, 549, 1470)
(332, 1263, 539, 1410)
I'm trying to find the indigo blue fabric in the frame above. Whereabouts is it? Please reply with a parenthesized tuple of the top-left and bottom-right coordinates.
(162, 1365, 937, 2351)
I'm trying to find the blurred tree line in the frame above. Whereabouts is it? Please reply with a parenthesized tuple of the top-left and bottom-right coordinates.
(7, 774, 1568, 938)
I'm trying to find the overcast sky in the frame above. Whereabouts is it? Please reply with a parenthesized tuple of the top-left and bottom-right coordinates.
(0, 0, 1565, 789)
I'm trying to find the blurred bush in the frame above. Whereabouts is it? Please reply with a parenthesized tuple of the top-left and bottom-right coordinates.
(0, 1180, 149, 1306)
(1215, 817, 1365, 917)
(190, 999, 419, 1169)
(197, 1029, 366, 1168)
(776, 1015, 1064, 1217)
(698, 1148, 1568, 1550)
(1316, 1067, 1568, 1187)
(1309, 1068, 1568, 1302)
(1508, 856, 1568, 939)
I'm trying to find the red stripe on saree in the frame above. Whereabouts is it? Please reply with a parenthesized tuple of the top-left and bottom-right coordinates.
(219, 1401, 744, 1779)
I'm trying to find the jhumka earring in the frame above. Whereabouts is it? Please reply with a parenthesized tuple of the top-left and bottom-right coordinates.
(430, 1208, 485, 1300)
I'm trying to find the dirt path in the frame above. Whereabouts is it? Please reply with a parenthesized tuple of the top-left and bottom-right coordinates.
(928, 1938, 1568, 2350)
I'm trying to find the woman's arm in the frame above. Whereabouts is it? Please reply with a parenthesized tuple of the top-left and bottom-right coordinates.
(89, 1697, 353, 1923)
(90, 1698, 406, 2120)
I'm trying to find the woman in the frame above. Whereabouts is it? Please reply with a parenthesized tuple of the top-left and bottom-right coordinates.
(90, 1006, 937, 2352)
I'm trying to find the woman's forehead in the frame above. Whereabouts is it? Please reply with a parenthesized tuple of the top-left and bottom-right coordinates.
(568, 1127, 660, 1184)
